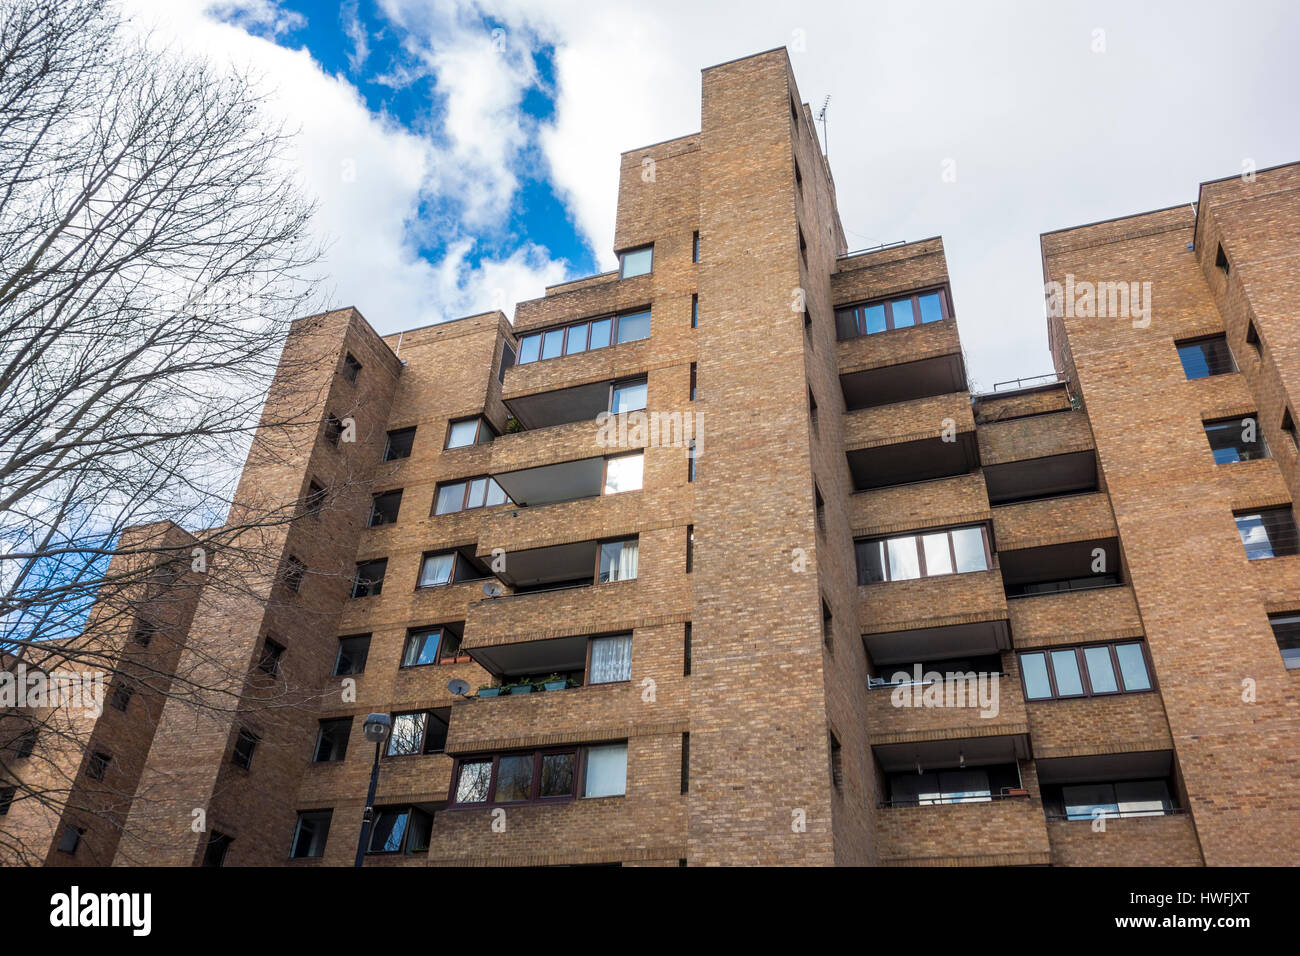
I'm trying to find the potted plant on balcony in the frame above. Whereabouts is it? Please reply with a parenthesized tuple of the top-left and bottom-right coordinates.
(508, 679, 532, 695)
(477, 685, 501, 698)
(540, 674, 568, 692)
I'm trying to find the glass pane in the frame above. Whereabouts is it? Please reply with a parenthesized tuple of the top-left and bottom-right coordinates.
(1115, 643, 1151, 691)
(465, 478, 487, 510)
(1115, 780, 1170, 817)
(951, 527, 988, 572)
(541, 329, 565, 360)
(485, 478, 507, 507)
(1050, 649, 1084, 696)
(455, 760, 492, 803)
(1205, 418, 1267, 464)
(1083, 646, 1118, 693)
(403, 631, 441, 667)
(387, 713, 426, 755)
(921, 533, 953, 576)
(619, 246, 652, 278)
(1020, 652, 1052, 699)
(446, 420, 479, 449)
(611, 380, 647, 414)
(590, 634, 633, 683)
(518, 334, 540, 364)
(1063, 783, 1117, 821)
(564, 323, 588, 354)
(419, 553, 454, 587)
(885, 536, 920, 581)
(1177, 338, 1234, 379)
(588, 318, 612, 349)
(370, 810, 408, 852)
(858, 540, 887, 584)
(835, 308, 858, 340)
(540, 753, 576, 797)
(936, 770, 991, 804)
(603, 454, 644, 494)
(583, 743, 627, 797)
(918, 292, 944, 323)
(862, 304, 887, 334)
(616, 310, 651, 344)
(435, 483, 464, 515)
(889, 298, 915, 328)
(495, 755, 534, 802)
(599, 540, 638, 582)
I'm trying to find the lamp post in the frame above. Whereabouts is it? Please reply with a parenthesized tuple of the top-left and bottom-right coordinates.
(354, 713, 392, 868)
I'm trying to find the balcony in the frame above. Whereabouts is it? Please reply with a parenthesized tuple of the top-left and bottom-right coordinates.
(844, 393, 978, 492)
(1035, 751, 1188, 850)
(850, 472, 990, 540)
(866, 663, 1027, 746)
(978, 409, 1093, 467)
(983, 450, 1098, 506)
(992, 491, 1115, 552)
(840, 353, 967, 412)
(1000, 537, 1122, 599)
(1007, 584, 1142, 646)
(836, 317, 962, 380)
(1027, 691, 1172, 760)
(1047, 814, 1202, 866)
(859, 568, 1008, 635)
(865, 620, 1010, 669)
(504, 376, 646, 431)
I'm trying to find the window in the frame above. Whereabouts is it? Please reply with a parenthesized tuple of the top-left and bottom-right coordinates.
(202, 831, 233, 867)
(351, 559, 387, 597)
(343, 353, 362, 382)
(603, 453, 644, 495)
(829, 732, 843, 790)
(822, 599, 833, 648)
(13, 727, 37, 759)
(284, 556, 307, 593)
(449, 744, 625, 807)
(257, 637, 285, 676)
(324, 414, 343, 446)
(681, 733, 690, 793)
(313, 718, 352, 762)
(798, 226, 807, 264)
(446, 417, 495, 449)
(303, 479, 326, 515)
(57, 825, 84, 855)
(386, 709, 450, 756)
(692, 231, 700, 262)
(368, 806, 433, 854)
(598, 538, 638, 583)
(685, 525, 694, 574)
(334, 634, 370, 675)
(1019, 642, 1152, 700)
(109, 682, 134, 712)
(691, 295, 699, 329)
(835, 288, 949, 340)
(369, 489, 402, 526)
(1204, 417, 1268, 463)
(132, 620, 156, 647)
(687, 442, 695, 483)
(498, 342, 516, 384)
(384, 427, 415, 461)
(611, 377, 648, 415)
(1268, 613, 1300, 669)
(1246, 319, 1260, 354)
(856, 525, 989, 584)
(291, 810, 332, 859)
(589, 634, 633, 684)
(619, 245, 653, 278)
(1235, 508, 1300, 560)
(232, 729, 259, 770)
(808, 388, 818, 430)
(517, 310, 650, 365)
(1215, 243, 1229, 274)
(401, 627, 461, 667)
(690, 363, 697, 401)
(1059, 780, 1172, 820)
(433, 476, 510, 514)
(1175, 335, 1235, 379)
(887, 765, 1022, 806)
(1283, 408, 1298, 449)
(684, 623, 692, 676)
(0, 786, 13, 815)
(417, 549, 489, 588)
(87, 751, 110, 781)
(815, 484, 826, 534)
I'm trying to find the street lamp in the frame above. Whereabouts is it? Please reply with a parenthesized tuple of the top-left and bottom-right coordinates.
(353, 712, 392, 867)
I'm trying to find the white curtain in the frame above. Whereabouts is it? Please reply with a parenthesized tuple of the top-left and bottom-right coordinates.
(616, 540, 638, 581)
(583, 743, 627, 797)
(590, 634, 633, 683)
(419, 553, 453, 587)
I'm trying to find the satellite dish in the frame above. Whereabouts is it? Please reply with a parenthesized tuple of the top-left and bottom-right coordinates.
(482, 581, 503, 598)
(447, 678, 471, 697)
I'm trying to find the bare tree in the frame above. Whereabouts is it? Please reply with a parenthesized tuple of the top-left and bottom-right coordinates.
(0, 0, 345, 863)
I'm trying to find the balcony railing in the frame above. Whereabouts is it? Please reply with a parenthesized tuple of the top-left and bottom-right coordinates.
(879, 788, 1031, 809)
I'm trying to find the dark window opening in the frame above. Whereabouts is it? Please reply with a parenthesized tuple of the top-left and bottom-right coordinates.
(313, 718, 352, 763)
(232, 729, 259, 770)
(417, 548, 491, 588)
(829, 732, 843, 790)
(685, 525, 694, 574)
(691, 295, 698, 329)
(401, 626, 463, 667)
(369, 489, 403, 526)
(386, 709, 451, 756)
(13, 727, 37, 759)
(352, 559, 387, 597)
(822, 599, 833, 649)
(0, 786, 14, 815)
(498, 342, 516, 384)
(1246, 320, 1260, 354)
(1283, 407, 1298, 449)
(1042, 779, 1176, 821)
(343, 353, 362, 382)
(202, 831, 233, 867)
(132, 620, 157, 647)
(87, 751, 111, 781)
(257, 637, 285, 677)
(291, 810, 332, 859)
(1204, 416, 1268, 463)
(1175, 335, 1235, 379)
(367, 806, 432, 855)
(618, 246, 653, 279)
(324, 414, 344, 446)
(1215, 243, 1229, 274)
(57, 825, 84, 855)
(680, 733, 690, 794)
(690, 363, 697, 401)
(684, 623, 692, 676)
(304, 479, 327, 515)
(692, 231, 700, 263)
(1267, 613, 1300, 670)
(334, 634, 371, 675)
(384, 427, 415, 461)
(284, 556, 307, 593)
(110, 682, 134, 712)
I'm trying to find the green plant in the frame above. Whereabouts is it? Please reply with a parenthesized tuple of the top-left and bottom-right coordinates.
(504, 416, 524, 434)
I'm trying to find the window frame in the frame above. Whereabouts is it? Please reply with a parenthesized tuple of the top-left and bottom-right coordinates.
(1203, 415, 1269, 464)
(1234, 507, 1300, 560)
(334, 634, 371, 675)
(515, 309, 651, 367)
(290, 809, 333, 859)
(1175, 334, 1237, 379)
(1267, 612, 1300, 670)
(855, 524, 992, 585)
(384, 708, 451, 757)
(1018, 641, 1155, 701)
(257, 636, 285, 677)
(445, 416, 497, 450)
(351, 558, 387, 597)
(383, 427, 416, 461)
(446, 742, 625, 809)
(232, 728, 259, 770)
(342, 353, 362, 383)
(431, 475, 511, 515)
(400, 626, 463, 668)
(313, 717, 353, 763)
(86, 751, 111, 781)
(595, 536, 639, 584)
(618, 245, 653, 279)
(836, 286, 951, 340)
(365, 805, 433, 855)
(368, 488, 403, 526)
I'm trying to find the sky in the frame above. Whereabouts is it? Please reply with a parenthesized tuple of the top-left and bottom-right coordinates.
(121, 0, 1300, 392)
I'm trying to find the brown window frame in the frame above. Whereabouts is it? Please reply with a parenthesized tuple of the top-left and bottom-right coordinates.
(334, 634, 371, 675)
(1018, 641, 1155, 701)
(431, 475, 511, 515)
(351, 558, 387, 598)
(836, 286, 952, 340)
(400, 625, 463, 668)
(385, 708, 450, 757)
(415, 548, 490, 589)
(855, 524, 992, 585)
(516, 308, 651, 366)
(383, 427, 416, 461)
(369, 488, 403, 526)
(447, 744, 621, 809)
(444, 416, 497, 450)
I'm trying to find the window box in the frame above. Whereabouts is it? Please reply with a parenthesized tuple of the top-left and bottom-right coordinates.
(541, 677, 569, 692)
(509, 683, 533, 695)
(478, 686, 502, 698)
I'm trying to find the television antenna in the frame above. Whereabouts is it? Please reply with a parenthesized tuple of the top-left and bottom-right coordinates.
(816, 95, 831, 157)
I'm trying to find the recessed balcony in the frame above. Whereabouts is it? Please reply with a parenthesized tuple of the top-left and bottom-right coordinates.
(864, 621, 1011, 668)
(983, 450, 1098, 505)
(840, 353, 967, 412)
(1000, 537, 1122, 599)
(978, 409, 1094, 467)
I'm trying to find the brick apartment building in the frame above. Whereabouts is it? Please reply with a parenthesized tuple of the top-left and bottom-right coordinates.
(2, 47, 1298, 867)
